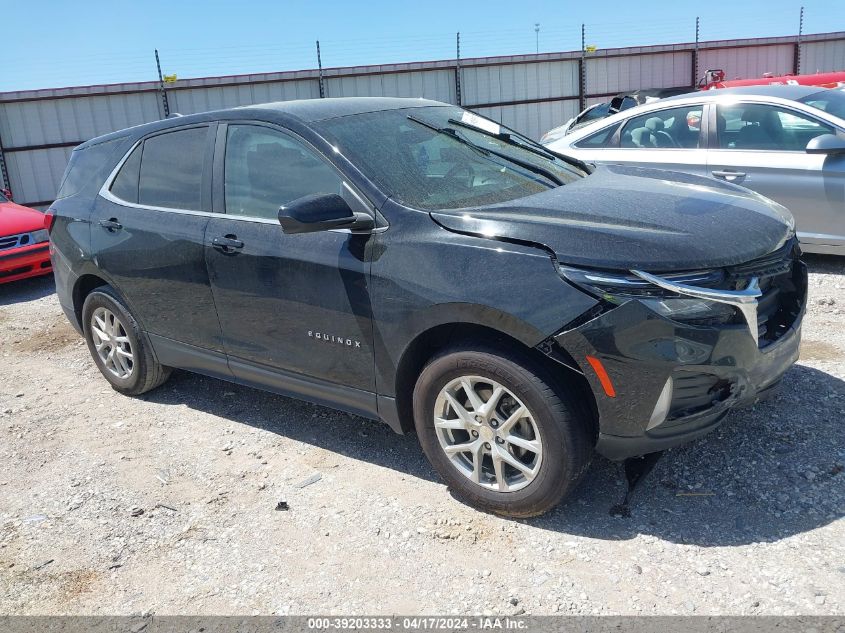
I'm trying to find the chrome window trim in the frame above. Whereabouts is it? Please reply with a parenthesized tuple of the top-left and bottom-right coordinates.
(99, 137, 385, 234)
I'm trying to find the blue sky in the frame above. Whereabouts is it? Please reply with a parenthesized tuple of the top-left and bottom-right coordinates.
(3, 0, 843, 92)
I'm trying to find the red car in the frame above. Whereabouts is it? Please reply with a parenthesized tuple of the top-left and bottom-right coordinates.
(0, 189, 53, 283)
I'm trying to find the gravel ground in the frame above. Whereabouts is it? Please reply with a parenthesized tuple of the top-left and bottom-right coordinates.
(0, 256, 843, 616)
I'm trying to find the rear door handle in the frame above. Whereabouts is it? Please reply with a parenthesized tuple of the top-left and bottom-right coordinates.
(711, 170, 747, 182)
(212, 235, 244, 253)
(98, 218, 123, 231)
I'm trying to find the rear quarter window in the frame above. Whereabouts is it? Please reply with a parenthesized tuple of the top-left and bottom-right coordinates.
(56, 137, 125, 200)
(573, 124, 618, 148)
(110, 143, 142, 204)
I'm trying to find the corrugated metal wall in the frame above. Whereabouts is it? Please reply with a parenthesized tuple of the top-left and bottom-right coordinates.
(802, 39, 845, 72)
(1, 31, 843, 207)
(585, 51, 693, 94)
(699, 43, 796, 79)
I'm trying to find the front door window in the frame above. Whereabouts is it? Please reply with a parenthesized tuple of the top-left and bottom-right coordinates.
(224, 125, 343, 220)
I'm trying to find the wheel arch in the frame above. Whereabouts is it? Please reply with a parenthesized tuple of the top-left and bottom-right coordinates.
(392, 321, 598, 439)
(72, 272, 145, 333)
(72, 273, 110, 328)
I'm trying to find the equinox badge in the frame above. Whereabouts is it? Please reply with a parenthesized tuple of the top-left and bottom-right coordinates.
(308, 330, 362, 348)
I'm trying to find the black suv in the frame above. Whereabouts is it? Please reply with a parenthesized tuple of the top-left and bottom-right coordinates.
(49, 98, 806, 517)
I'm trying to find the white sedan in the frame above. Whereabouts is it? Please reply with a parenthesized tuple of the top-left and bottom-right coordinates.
(545, 85, 845, 255)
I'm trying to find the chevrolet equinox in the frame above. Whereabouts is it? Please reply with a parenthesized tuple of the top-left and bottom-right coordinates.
(48, 98, 807, 517)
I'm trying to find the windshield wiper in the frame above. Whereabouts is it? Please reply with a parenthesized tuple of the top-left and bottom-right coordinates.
(407, 115, 563, 186)
(446, 117, 592, 173)
(407, 115, 492, 160)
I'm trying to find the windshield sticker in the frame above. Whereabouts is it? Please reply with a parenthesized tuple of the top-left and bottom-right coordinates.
(460, 111, 501, 135)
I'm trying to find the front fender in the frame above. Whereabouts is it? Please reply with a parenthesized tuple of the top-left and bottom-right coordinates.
(369, 211, 598, 397)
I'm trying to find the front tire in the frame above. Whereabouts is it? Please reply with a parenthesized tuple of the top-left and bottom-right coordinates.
(413, 346, 592, 517)
(82, 286, 171, 396)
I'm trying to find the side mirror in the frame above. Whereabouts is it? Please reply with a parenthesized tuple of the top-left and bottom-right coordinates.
(806, 134, 845, 155)
(278, 193, 374, 234)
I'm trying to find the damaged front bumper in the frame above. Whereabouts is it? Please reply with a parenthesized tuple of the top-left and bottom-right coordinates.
(550, 262, 807, 461)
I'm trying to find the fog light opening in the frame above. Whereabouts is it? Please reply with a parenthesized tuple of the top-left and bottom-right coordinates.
(647, 377, 674, 431)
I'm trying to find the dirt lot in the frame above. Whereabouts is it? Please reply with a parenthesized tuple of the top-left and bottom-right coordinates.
(1, 257, 843, 616)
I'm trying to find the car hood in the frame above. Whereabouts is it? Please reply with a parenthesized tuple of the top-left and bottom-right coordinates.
(430, 164, 795, 272)
(0, 201, 46, 236)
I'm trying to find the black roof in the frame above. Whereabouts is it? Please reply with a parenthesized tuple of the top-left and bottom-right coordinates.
(78, 97, 447, 150)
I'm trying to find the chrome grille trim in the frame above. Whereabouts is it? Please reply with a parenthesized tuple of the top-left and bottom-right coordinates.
(631, 238, 801, 348)
(632, 269, 763, 344)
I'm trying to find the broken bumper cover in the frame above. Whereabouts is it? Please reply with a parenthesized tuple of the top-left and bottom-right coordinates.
(553, 263, 806, 461)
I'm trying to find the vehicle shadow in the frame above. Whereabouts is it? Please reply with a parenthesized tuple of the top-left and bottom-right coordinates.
(144, 369, 437, 483)
(0, 274, 55, 306)
(144, 361, 844, 547)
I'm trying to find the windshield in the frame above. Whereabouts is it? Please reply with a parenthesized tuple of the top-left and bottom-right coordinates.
(316, 106, 585, 210)
(798, 89, 845, 122)
(572, 103, 611, 130)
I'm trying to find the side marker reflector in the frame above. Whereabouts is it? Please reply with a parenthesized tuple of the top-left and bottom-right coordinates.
(585, 355, 616, 398)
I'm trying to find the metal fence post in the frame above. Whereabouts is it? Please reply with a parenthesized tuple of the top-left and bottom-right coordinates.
(579, 24, 586, 112)
(692, 16, 700, 88)
(455, 32, 462, 106)
(317, 40, 326, 98)
(154, 49, 171, 118)
(794, 6, 804, 74)
(0, 130, 11, 199)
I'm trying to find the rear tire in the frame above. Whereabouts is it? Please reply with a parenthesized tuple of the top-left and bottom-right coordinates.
(82, 286, 171, 396)
(413, 346, 592, 517)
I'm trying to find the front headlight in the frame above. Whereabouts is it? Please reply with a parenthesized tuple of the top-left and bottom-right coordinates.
(31, 229, 49, 243)
(559, 265, 737, 325)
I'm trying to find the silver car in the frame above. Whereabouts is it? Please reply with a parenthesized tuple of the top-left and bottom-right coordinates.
(546, 85, 845, 255)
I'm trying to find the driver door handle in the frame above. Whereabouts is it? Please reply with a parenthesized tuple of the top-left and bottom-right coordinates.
(212, 235, 245, 253)
(712, 170, 747, 182)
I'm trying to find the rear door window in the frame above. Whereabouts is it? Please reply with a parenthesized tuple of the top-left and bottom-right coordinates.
(56, 137, 125, 199)
(620, 105, 703, 149)
(138, 127, 208, 211)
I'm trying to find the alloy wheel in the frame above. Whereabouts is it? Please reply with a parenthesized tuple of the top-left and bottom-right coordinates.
(90, 307, 135, 380)
(433, 375, 543, 492)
